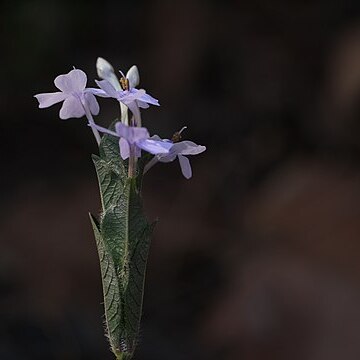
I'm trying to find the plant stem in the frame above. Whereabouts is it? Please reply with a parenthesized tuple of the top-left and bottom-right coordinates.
(82, 101, 101, 145)
(128, 144, 136, 178)
(115, 351, 132, 360)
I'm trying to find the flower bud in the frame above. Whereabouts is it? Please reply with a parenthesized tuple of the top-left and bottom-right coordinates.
(96, 57, 121, 91)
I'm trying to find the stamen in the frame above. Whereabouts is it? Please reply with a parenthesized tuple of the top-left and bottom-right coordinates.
(118, 70, 130, 90)
(171, 126, 187, 142)
(178, 126, 187, 134)
(120, 77, 130, 90)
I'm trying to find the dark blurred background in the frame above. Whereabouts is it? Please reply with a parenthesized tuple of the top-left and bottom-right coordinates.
(2, 0, 360, 359)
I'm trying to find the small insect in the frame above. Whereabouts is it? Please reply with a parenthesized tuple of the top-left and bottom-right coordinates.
(171, 126, 187, 142)
(120, 77, 130, 91)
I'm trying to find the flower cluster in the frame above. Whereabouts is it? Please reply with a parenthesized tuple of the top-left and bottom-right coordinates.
(34, 58, 206, 179)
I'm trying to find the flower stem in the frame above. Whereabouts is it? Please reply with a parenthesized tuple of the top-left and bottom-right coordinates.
(128, 115, 137, 178)
(115, 353, 132, 360)
(128, 144, 136, 178)
(143, 156, 159, 174)
(82, 103, 101, 145)
(90, 121, 101, 145)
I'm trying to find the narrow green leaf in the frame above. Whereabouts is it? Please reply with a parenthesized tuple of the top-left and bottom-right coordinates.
(89, 213, 123, 355)
(123, 218, 155, 347)
(100, 179, 153, 354)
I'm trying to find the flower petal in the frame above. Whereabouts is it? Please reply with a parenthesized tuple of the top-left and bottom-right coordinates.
(96, 57, 122, 91)
(89, 123, 118, 137)
(137, 100, 150, 109)
(34, 92, 67, 108)
(137, 139, 172, 155)
(178, 154, 192, 179)
(171, 141, 206, 156)
(138, 91, 160, 106)
(126, 65, 140, 88)
(157, 151, 178, 162)
(150, 135, 162, 141)
(84, 92, 100, 116)
(86, 87, 110, 98)
(150, 137, 177, 162)
(115, 122, 149, 144)
(95, 79, 119, 98)
(119, 138, 130, 159)
(118, 88, 146, 105)
(59, 95, 85, 119)
(55, 69, 87, 93)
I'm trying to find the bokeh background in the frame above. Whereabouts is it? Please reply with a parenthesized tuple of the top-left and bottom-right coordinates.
(2, 0, 360, 359)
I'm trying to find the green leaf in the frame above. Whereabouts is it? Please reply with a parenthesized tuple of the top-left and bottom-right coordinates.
(99, 132, 127, 179)
(122, 217, 155, 346)
(120, 180, 153, 347)
(89, 213, 122, 355)
(100, 178, 154, 355)
(92, 154, 125, 210)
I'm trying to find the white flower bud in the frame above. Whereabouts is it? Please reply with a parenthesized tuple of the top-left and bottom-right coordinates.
(126, 65, 140, 89)
(96, 57, 121, 91)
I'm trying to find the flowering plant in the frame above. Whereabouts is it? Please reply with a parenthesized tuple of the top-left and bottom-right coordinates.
(34, 58, 206, 359)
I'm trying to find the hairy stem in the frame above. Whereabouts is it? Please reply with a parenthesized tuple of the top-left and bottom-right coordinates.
(128, 144, 136, 178)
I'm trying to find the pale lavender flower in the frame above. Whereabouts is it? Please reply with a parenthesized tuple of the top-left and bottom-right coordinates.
(34, 69, 101, 120)
(96, 58, 158, 126)
(34, 69, 105, 144)
(96, 79, 159, 109)
(145, 131, 206, 179)
(91, 122, 172, 160)
(95, 68, 159, 127)
(96, 58, 141, 125)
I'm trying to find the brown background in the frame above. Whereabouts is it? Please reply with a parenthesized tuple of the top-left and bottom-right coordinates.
(1, 0, 360, 359)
